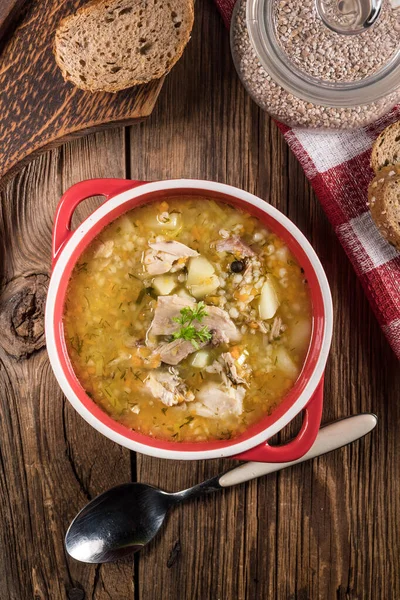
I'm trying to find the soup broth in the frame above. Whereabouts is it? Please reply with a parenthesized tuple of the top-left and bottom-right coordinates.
(64, 197, 312, 442)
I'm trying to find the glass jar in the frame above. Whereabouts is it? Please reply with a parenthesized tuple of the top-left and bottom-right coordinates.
(231, 0, 400, 129)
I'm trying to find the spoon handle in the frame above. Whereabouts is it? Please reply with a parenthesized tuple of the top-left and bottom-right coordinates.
(218, 413, 377, 488)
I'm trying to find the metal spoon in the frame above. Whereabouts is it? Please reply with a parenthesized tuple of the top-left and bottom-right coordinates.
(66, 414, 377, 564)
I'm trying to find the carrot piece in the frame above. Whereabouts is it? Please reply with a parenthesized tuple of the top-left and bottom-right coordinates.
(230, 346, 241, 359)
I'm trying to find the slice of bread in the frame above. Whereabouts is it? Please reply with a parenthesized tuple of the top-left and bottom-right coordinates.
(370, 121, 400, 174)
(368, 165, 400, 251)
(54, 0, 194, 92)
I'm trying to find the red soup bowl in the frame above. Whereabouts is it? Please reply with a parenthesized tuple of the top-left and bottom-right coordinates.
(45, 178, 333, 462)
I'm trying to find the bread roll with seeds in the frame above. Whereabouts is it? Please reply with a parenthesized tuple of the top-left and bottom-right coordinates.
(54, 0, 194, 92)
(368, 165, 400, 251)
(370, 122, 400, 174)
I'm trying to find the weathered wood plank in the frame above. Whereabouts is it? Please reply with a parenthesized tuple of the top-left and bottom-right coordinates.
(0, 131, 134, 599)
(0, 0, 164, 185)
(0, 0, 399, 599)
(130, 2, 400, 600)
(0, 0, 25, 43)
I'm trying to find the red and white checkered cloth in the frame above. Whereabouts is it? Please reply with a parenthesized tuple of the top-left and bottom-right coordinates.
(214, 0, 400, 359)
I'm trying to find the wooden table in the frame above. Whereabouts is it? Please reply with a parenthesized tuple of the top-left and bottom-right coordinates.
(1, 2, 399, 599)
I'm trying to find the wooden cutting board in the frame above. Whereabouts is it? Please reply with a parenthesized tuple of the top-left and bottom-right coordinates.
(0, 0, 164, 185)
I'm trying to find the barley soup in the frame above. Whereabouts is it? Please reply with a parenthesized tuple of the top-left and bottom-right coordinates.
(63, 197, 312, 442)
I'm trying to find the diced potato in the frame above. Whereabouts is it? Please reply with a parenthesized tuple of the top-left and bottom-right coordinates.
(176, 288, 194, 300)
(158, 212, 182, 231)
(152, 275, 177, 296)
(142, 212, 182, 231)
(189, 275, 220, 299)
(187, 256, 215, 286)
(191, 350, 210, 368)
(274, 347, 299, 380)
(259, 276, 280, 320)
(288, 319, 312, 351)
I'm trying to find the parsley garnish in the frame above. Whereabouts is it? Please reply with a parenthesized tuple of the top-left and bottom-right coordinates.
(172, 302, 212, 349)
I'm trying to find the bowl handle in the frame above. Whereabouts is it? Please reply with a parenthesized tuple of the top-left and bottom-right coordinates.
(52, 178, 145, 267)
(232, 376, 324, 463)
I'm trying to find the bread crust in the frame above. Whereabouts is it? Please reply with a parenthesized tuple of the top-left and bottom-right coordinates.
(370, 122, 400, 174)
(368, 165, 400, 251)
(54, 0, 194, 92)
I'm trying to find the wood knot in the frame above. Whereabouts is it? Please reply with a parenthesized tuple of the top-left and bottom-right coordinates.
(67, 588, 85, 600)
(0, 273, 49, 359)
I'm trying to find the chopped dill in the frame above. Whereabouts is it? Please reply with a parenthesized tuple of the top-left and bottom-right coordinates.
(179, 415, 194, 429)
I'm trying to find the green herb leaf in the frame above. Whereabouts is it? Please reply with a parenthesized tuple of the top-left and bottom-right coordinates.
(179, 415, 194, 429)
(70, 335, 83, 355)
(172, 302, 212, 348)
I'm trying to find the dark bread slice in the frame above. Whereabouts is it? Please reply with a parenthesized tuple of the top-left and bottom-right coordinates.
(370, 121, 400, 174)
(54, 0, 194, 92)
(368, 165, 400, 251)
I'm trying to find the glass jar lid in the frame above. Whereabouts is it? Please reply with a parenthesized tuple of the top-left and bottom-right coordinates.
(247, 0, 400, 107)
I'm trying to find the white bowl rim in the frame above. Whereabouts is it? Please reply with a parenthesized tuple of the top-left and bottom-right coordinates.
(45, 178, 333, 460)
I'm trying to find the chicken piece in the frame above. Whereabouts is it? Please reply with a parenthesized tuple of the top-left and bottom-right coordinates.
(150, 295, 195, 336)
(144, 251, 174, 275)
(149, 241, 199, 257)
(149, 296, 241, 343)
(155, 338, 207, 366)
(203, 306, 241, 343)
(220, 352, 248, 385)
(145, 368, 195, 406)
(206, 352, 248, 386)
(205, 358, 228, 385)
(269, 316, 282, 341)
(215, 236, 256, 258)
(93, 240, 114, 259)
(144, 241, 198, 275)
(192, 382, 246, 418)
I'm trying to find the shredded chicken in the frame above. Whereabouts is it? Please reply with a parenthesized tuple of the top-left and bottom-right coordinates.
(192, 382, 246, 418)
(150, 295, 195, 336)
(144, 241, 198, 275)
(203, 306, 241, 343)
(149, 241, 199, 257)
(149, 295, 241, 345)
(155, 338, 206, 366)
(269, 317, 282, 341)
(145, 368, 195, 406)
(93, 240, 114, 259)
(257, 320, 269, 334)
(206, 352, 249, 386)
(215, 235, 256, 258)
